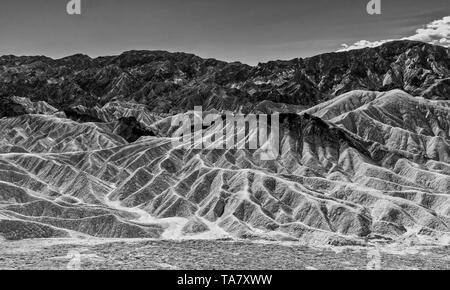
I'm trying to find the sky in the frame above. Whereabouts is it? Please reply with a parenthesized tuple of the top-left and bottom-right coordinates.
(0, 0, 449, 65)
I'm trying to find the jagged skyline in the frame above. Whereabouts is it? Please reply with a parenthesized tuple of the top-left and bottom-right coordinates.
(0, 0, 449, 64)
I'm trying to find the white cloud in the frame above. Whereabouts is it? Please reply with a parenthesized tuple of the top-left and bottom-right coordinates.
(339, 16, 450, 51)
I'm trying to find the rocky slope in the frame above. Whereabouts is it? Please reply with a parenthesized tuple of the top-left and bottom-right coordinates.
(0, 40, 449, 246)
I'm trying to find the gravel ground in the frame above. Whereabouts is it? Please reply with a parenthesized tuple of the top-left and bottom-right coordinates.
(0, 238, 449, 270)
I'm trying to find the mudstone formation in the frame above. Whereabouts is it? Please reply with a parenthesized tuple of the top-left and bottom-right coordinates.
(0, 40, 450, 246)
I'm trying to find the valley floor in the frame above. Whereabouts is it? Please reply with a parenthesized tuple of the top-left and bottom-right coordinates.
(0, 238, 449, 270)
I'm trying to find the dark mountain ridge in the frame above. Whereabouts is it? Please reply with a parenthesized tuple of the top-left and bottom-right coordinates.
(0, 40, 448, 116)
